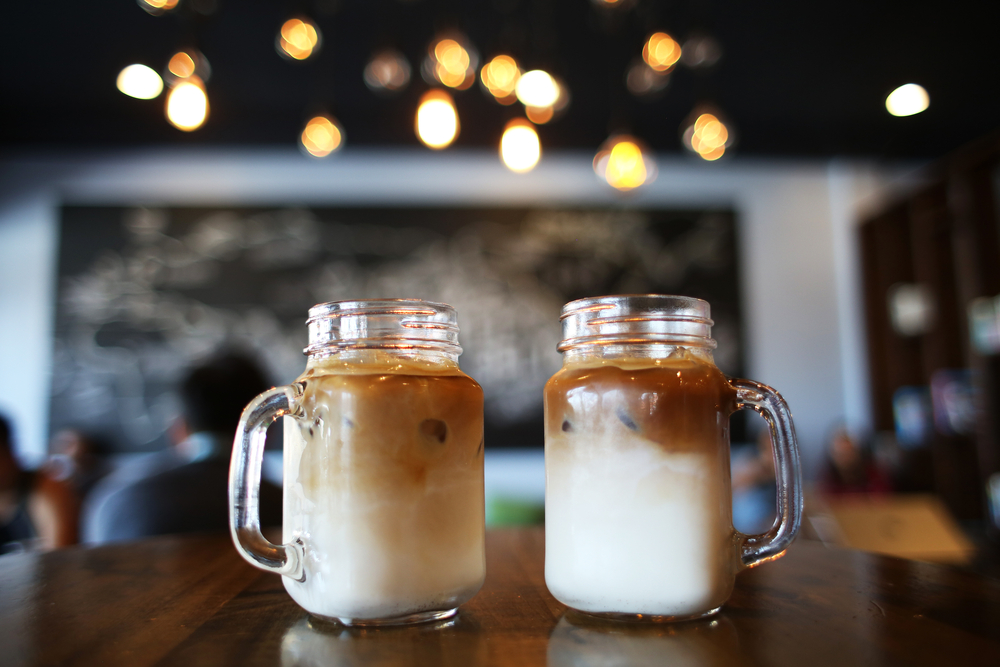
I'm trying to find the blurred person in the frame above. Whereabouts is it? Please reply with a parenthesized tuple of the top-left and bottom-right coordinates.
(818, 427, 893, 496)
(0, 415, 79, 553)
(45, 429, 111, 501)
(82, 352, 282, 543)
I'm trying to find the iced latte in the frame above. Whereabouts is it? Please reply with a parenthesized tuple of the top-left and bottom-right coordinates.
(282, 352, 485, 622)
(543, 295, 802, 621)
(229, 299, 487, 626)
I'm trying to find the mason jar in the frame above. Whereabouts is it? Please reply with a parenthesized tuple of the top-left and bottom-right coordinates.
(230, 299, 485, 626)
(544, 295, 802, 621)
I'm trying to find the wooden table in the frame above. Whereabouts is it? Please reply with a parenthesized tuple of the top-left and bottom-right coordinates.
(1, 528, 999, 666)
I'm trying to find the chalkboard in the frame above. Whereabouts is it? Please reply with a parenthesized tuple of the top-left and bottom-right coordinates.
(51, 205, 744, 451)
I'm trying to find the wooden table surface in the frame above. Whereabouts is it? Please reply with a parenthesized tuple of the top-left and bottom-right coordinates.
(1, 528, 999, 666)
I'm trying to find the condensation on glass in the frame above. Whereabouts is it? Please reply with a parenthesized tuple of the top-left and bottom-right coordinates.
(544, 295, 802, 621)
(230, 299, 485, 626)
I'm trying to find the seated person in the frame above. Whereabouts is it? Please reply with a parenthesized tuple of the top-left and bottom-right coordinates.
(0, 415, 79, 553)
(82, 352, 282, 543)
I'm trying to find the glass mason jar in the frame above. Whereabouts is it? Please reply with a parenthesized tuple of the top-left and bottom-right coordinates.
(544, 295, 802, 621)
(230, 299, 486, 626)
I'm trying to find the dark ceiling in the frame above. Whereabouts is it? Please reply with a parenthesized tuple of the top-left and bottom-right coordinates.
(3, 0, 998, 159)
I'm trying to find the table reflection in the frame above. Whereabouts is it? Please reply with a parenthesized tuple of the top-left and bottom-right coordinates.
(547, 612, 752, 667)
(280, 614, 487, 666)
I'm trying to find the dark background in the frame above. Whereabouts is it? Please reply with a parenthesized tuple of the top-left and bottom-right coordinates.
(2, 0, 997, 158)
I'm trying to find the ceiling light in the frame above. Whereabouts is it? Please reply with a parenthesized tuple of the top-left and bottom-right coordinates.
(164, 49, 211, 88)
(643, 32, 681, 72)
(626, 59, 669, 97)
(500, 118, 541, 173)
(593, 135, 656, 191)
(300, 115, 344, 157)
(681, 34, 722, 68)
(137, 0, 179, 16)
(681, 107, 734, 161)
(166, 77, 209, 131)
(416, 90, 459, 149)
(423, 35, 478, 90)
(515, 70, 559, 108)
(885, 84, 929, 117)
(117, 64, 163, 99)
(481, 55, 521, 104)
(364, 49, 411, 95)
(277, 17, 322, 61)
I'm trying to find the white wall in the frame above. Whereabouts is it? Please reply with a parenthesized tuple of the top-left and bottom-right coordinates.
(0, 148, 919, 474)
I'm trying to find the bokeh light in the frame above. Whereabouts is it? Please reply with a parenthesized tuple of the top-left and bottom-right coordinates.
(416, 90, 459, 149)
(164, 49, 211, 88)
(277, 17, 322, 61)
(116, 64, 163, 99)
(500, 118, 541, 173)
(166, 77, 209, 131)
(626, 59, 669, 97)
(885, 84, 930, 117)
(364, 49, 411, 95)
(593, 135, 656, 191)
(681, 109, 733, 161)
(300, 115, 344, 157)
(643, 32, 681, 72)
(138, 0, 179, 16)
(480, 55, 521, 104)
(423, 36, 478, 90)
(681, 34, 722, 68)
(515, 70, 559, 108)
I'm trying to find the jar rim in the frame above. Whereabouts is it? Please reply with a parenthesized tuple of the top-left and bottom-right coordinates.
(305, 298, 462, 357)
(558, 294, 716, 352)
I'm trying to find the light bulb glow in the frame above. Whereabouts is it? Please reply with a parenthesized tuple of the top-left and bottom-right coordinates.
(168, 52, 196, 78)
(166, 77, 208, 131)
(500, 119, 541, 173)
(416, 90, 459, 149)
(682, 111, 733, 161)
(117, 64, 163, 99)
(515, 70, 559, 108)
(138, 0, 178, 15)
(364, 50, 411, 93)
(300, 115, 344, 157)
(481, 55, 521, 103)
(886, 83, 929, 117)
(594, 135, 656, 191)
(277, 18, 322, 61)
(643, 32, 681, 72)
(424, 36, 478, 90)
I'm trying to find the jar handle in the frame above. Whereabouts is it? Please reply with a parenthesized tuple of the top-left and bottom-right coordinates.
(229, 384, 306, 581)
(730, 378, 803, 569)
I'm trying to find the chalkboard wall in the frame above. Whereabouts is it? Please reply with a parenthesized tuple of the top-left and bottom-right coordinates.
(52, 205, 744, 451)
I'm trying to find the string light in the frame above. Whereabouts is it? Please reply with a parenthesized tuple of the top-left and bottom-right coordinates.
(500, 118, 541, 173)
(681, 34, 722, 68)
(416, 90, 459, 149)
(681, 108, 733, 161)
(117, 64, 163, 99)
(480, 55, 521, 104)
(594, 135, 656, 191)
(364, 49, 411, 95)
(300, 115, 344, 157)
(643, 32, 681, 72)
(423, 35, 478, 90)
(277, 17, 322, 61)
(166, 76, 209, 131)
(626, 59, 669, 97)
(885, 84, 929, 117)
